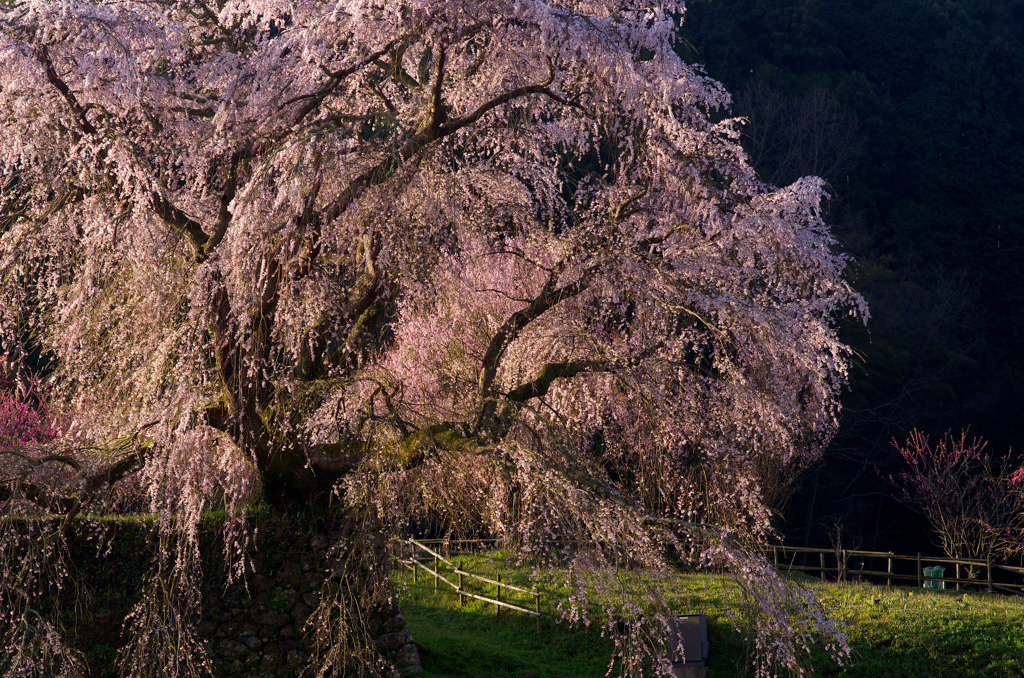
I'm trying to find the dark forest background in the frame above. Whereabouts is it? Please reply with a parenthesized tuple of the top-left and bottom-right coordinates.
(680, 0, 1024, 555)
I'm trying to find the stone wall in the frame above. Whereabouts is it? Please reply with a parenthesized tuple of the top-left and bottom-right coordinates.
(199, 522, 325, 677)
(49, 515, 422, 677)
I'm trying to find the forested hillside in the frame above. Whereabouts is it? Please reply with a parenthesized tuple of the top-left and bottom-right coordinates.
(681, 0, 1024, 550)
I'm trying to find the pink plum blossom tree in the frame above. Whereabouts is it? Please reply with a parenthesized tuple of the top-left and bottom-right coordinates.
(1, 1, 864, 676)
(0, 382, 58, 449)
(891, 429, 1024, 566)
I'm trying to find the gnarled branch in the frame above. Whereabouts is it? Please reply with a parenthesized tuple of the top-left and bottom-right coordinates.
(438, 61, 582, 136)
(474, 269, 593, 434)
(37, 43, 212, 261)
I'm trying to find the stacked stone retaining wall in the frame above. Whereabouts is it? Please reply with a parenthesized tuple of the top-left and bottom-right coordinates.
(31, 515, 422, 677)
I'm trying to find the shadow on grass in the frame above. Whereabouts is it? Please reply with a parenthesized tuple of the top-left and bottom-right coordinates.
(400, 576, 613, 678)
(399, 561, 1024, 678)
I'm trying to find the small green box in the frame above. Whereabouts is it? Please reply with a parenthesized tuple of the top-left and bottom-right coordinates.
(923, 566, 945, 589)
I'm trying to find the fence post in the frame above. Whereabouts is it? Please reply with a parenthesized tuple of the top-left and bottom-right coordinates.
(841, 549, 847, 581)
(434, 554, 439, 592)
(820, 552, 826, 581)
(917, 553, 922, 588)
(987, 557, 993, 593)
(458, 561, 464, 606)
(496, 573, 501, 617)
(773, 546, 778, 569)
(535, 591, 541, 633)
(956, 562, 960, 591)
(887, 554, 892, 588)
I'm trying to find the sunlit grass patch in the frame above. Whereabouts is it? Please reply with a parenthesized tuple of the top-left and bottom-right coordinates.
(395, 552, 1024, 677)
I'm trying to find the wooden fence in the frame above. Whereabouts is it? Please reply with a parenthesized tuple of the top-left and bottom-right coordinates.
(769, 544, 1024, 595)
(397, 537, 1024, 624)
(399, 538, 543, 630)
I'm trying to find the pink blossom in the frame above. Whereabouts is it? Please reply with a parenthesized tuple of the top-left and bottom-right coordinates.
(891, 429, 1024, 562)
(1, 2, 863, 674)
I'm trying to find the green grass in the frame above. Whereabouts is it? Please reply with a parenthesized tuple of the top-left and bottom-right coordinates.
(810, 584, 1024, 677)
(395, 552, 1024, 678)
(397, 552, 614, 678)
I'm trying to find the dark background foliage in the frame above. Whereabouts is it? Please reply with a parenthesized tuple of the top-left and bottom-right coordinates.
(680, 0, 1024, 553)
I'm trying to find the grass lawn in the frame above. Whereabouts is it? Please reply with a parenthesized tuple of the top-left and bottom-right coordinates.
(395, 551, 1024, 677)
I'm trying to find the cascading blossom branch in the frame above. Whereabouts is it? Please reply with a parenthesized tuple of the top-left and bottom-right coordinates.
(1, 0, 864, 676)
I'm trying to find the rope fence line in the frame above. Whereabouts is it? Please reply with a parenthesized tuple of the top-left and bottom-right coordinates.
(399, 538, 543, 631)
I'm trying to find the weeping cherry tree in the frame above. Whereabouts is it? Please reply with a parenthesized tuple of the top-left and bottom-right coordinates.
(0, 1, 864, 676)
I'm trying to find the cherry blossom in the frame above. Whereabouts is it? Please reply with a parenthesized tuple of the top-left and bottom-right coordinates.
(1, 1, 864, 675)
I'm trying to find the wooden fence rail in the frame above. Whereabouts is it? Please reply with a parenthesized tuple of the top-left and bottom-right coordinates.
(397, 537, 1022, 625)
(400, 538, 542, 631)
(770, 545, 1024, 595)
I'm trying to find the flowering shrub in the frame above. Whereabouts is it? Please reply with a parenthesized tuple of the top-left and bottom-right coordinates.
(891, 429, 1024, 563)
(0, 386, 58, 449)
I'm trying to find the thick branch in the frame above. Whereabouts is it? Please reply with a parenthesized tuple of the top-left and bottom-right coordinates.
(0, 447, 81, 513)
(504, 359, 610, 403)
(81, 440, 153, 495)
(478, 275, 590, 398)
(330, 289, 385, 373)
(380, 424, 492, 473)
(151, 191, 210, 258)
(293, 155, 325, 279)
(492, 342, 663, 437)
(439, 83, 576, 136)
(613, 186, 648, 222)
(283, 36, 407, 130)
(297, 228, 382, 379)
(387, 40, 421, 90)
(0, 480, 77, 514)
(37, 45, 97, 136)
(316, 63, 581, 258)
(37, 44, 212, 260)
(191, 0, 237, 51)
(0, 425, 155, 516)
(425, 44, 447, 133)
(202, 148, 244, 258)
(474, 271, 591, 434)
